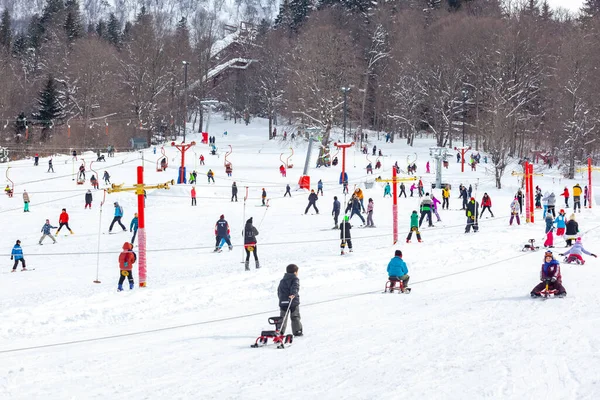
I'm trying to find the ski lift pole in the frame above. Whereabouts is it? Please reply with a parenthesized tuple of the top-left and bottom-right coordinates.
(376, 174, 417, 244)
(94, 189, 107, 283)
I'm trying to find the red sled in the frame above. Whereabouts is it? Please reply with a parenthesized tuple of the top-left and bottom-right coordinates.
(250, 316, 293, 349)
(384, 279, 411, 294)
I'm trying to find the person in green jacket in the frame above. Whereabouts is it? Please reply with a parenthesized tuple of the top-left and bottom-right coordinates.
(130, 213, 139, 245)
(406, 211, 422, 243)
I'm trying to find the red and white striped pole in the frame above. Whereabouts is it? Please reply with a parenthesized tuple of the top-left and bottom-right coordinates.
(137, 166, 147, 287)
(392, 167, 398, 244)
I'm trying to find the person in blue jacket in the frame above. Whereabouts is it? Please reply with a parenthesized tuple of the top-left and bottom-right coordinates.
(555, 209, 567, 236)
(109, 202, 127, 232)
(387, 249, 409, 292)
(383, 183, 391, 197)
(130, 213, 139, 244)
(10, 240, 27, 272)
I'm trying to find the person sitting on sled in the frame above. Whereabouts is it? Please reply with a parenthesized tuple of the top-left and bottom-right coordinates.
(387, 250, 409, 292)
(530, 251, 566, 298)
(559, 237, 597, 265)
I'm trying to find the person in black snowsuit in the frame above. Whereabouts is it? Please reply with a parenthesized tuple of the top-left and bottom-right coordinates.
(516, 189, 524, 214)
(305, 190, 319, 214)
(564, 215, 579, 246)
(85, 190, 93, 209)
(231, 182, 238, 202)
(467, 184, 473, 198)
(243, 217, 259, 270)
(465, 197, 479, 233)
(48, 159, 54, 173)
(460, 185, 469, 210)
(332, 196, 341, 228)
(277, 264, 302, 336)
(214, 214, 232, 251)
(103, 171, 111, 184)
(284, 184, 291, 197)
(399, 182, 406, 198)
(339, 216, 353, 254)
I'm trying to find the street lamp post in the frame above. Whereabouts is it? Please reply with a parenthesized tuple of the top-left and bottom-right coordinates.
(461, 89, 468, 146)
(183, 61, 188, 143)
(341, 87, 350, 142)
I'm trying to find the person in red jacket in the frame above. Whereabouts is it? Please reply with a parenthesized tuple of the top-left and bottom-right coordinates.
(118, 242, 136, 291)
(560, 187, 569, 208)
(191, 186, 196, 206)
(199, 154, 205, 165)
(56, 208, 73, 234)
(480, 193, 494, 218)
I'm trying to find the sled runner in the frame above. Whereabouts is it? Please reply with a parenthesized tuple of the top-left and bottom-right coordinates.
(384, 279, 411, 294)
(250, 316, 294, 349)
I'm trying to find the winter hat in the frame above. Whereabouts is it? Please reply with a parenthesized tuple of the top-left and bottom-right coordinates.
(470, 197, 475, 201)
(577, 237, 582, 242)
(412, 210, 417, 213)
(220, 214, 224, 219)
(246, 217, 253, 224)
(122, 242, 131, 250)
(344, 215, 349, 221)
(395, 250, 402, 257)
(560, 209, 565, 214)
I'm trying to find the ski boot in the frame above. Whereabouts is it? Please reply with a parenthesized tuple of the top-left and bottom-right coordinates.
(118, 284, 123, 292)
(228, 246, 233, 251)
(255, 260, 260, 269)
(406, 239, 410, 243)
(245, 261, 250, 271)
(129, 282, 134, 290)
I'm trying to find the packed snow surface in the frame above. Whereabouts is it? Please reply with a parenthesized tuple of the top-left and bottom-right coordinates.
(1, 116, 600, 399)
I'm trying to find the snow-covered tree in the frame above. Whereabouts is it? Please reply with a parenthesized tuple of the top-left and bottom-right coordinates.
(33, 75, 65, 141)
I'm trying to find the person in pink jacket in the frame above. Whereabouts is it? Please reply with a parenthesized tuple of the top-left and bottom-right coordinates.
(366, 198, 375, 227)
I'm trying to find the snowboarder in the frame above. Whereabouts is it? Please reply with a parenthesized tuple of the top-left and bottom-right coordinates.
(243, 217, 260, 270)
(339, 215, 353, 254)
(109, 202, 127, 233)
(191, 186, 197, 206)
(442, 185, 450, 210)
(39, 219, 57, 245)
(118, 242, 136, 291)
(56, 208, 73, 235)
(555, 210, 566, 236)
(509, 197, 521, 226)
(214, 214, 232, 252)
(406, 211, 421, 243)
(573, 183, 582, 213)
(366, 198, 375, 227)
(231, 182, 238, 202)
(90, 174, 99, 190)
(103, 171, 110, 185)
(207, 169, 215, 184)
(544, 192, 556, 217)
(48, 159, 54, 173)
(544, 213, 554, 248)
(564, 214, 579, 246)
(480, 193, 494, 218)
(277, 264, 302, 336)
(383, 183, 391, 198)
(399, 182, 406, 198)
(284, 184, 291, 197)
(418, 194, 433, 228)
(317, 179, 323, 196)
(560, 187, 569, 208)
(261, 188, 267, 206)
(560, 237, 597, 264)
(305, 190, 319, 214)
(23, 190, 30, 212)
(465, 197, 479, 233)
(332, 196, 341, 229)
(387, 250, 409, 292)
(10, 240, 27, 272)
(530, 251, 566, 298)
(130, 213, 139, 244)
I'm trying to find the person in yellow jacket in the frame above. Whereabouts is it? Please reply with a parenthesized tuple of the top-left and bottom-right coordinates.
(573, 184, 582, 213)
(442, 185, 450, 210)
(354, 188, 365, 212)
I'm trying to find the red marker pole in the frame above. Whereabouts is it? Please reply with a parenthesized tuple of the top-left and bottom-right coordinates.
(528, 162, 534, 223)
(137, 166, 147, 287)
(392, 167, 398, 244)
(589, 157, 593, 209)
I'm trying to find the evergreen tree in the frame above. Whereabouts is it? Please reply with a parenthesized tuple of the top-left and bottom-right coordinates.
(14, 112, 27, 143)
(320, 0, 372, 14)
(122, 21, 133, 43)
(0, 9, 11, 52)
(580, 0, 600, 19)
(27, 14, 44, 51)
(523, 0, 540, 17)
(64, 0, 82, 42)
(96, 19, 107, 39)
(11, 34, 26, 57)
(275, 0, 312, 31)
(41, 0, 65, 26)
(34, 76, 64, 141)
(106, 13, 121, 47)
(540, 0, 553, 21)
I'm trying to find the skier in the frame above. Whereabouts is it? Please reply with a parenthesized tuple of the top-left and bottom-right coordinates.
(573, 183, 582, 213)
(342, 179, 349, 194)
(431, 194, 442, 223)
(214, 214, 232, 252)
(354, 188, 365, 212)
(90, 174, 99, 189)
(261, 188, 267, 206)
(584, 185, 589, 208)
(406, 210, 422, 243)
(317, 179, 324, 196)
(418, 193, 433, 228)
(399, 182, 406, 198)
(349, 195, 365, 224)
(366, 198, 375, 227)
(560, 186, 570, 208)
(554, 210, 566, 236)
(48, 159, 54, 172)
(305, 190, 319, 214)
(544, 191, 556, 217)
(191, 186, 197, 206)
(332, 196, 341, 229)
(130, 213, 139, 244)
(516, 189, 524, 214)
(277, 264, 302, 336)
(560, 237, 597, 264)
(78, 164, 86, 180)
(509, 197, 521, 226)
(109, 202, 127, 233)
(23, 190, 30, 212)
(530, 251, 566, 298)
(459, 185, 468, 210)
(243, 217, 260, 270)
(564, 214, 579, 246)
(339, 215, 353, 254)
(387, 250, 410, 293)
(284, 184, 291, 197)
(103, 171, 110, 185)
(383, 183, 391, 198)
(207, 169, 215, 184)
(465, 197, 479, 233)
(231, 182, 238, 202)
(426, 161, 430, 174)
(39, 219, 57, 245)
(535, 187, 543, 209)
(34, 154, 39, 166)
(442, 185, 450, 210)
(199, 154, 205, 165)
(117, 242, 136, 291)
(10, 240, 27, 272)
(409, 183, 416, 197)
(544, 213, 555, 248)
(468, 184, 473, 198)
(56, 208, 73, 235)
(480, 193, 494, 218)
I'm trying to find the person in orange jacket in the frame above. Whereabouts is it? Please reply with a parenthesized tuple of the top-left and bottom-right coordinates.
(560, 187, 569, 208)
(56, 208, 73, 235)
(191, 186, 197, 206)
(118, 242, 136, 291)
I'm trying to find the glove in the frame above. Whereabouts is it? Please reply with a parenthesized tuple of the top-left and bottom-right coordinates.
(593, 254, 598, 258)
(558, 253, 564, 256)
(10, 256, 13, 260)
(551, 277, 557, 283)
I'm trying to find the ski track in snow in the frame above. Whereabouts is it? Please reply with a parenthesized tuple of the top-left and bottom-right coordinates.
(1, 117, 600, 399)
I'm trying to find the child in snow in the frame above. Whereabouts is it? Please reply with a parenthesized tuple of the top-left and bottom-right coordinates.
(191, 186, 197, 206)
(130, 213, 139, 244)
(544, 213, 554, 248)
(23, 190, 30, 212)
(564, 214, 579, 246)
(509, 197, 520, 226)
(243, 217, 260, 270)
(339, 216, 352, 254)
(10, 240, 27, 272)
(560, 187, 570, 208)
(277, 264, 302, 336)
(118, 242, 136, 291)
(406, 211, 422, 243)
(366, 198, 375, 227)
(387, 250, 409, 292)
(85, 190, 93, 209)
(480, 193, 494, 218)
(409, 183, 416, 197)
(530, 251, 566, 298)
(560, 237, 597, 264)
(214, 215, 232, 251)
(554, 210, 567, 236)
(103, 171, 110, 184)
(383, 183, 391, 198)
(431, 194, 442, 223)
(56, 208, 73, 235)
(39, 219, 57, 245)
(535, 187, 543, 209)
(317, 180, 323, 196)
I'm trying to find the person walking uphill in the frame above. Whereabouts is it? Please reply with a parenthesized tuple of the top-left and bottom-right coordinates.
(305, 190, 319, 214)
(332, 196, 341, 229)
(23, 190, 30, 212)
(366, 198, 375, 227)
(277, 264, 303, 336)
(465, 197, 479, 233)
(261, 188, 267, 206)
(339, 216, 353, 254)
(243, 217, 260, 270)
(387, 250, 410, 293)
(56, 208, 74, 235)
(109, 202, 127, 232)
(130, 213, 139, 245)
(480, 193, 494, 218)
(10, 240, 27, 272)
(214, 214, 232, 251)
(118, 242, 137, 291)
(39, 219, 57, 245)
(406, 211, 422, 243)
